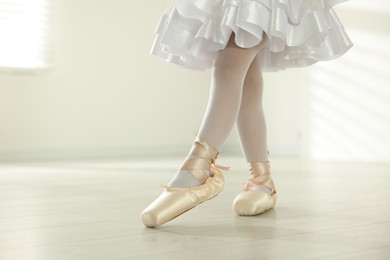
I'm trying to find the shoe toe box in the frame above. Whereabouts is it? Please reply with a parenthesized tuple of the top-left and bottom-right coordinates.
(233, 191, 275, 216)
(141, 209, 160, 228)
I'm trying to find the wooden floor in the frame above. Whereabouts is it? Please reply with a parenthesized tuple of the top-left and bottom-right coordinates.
(0, 156, 389, 260)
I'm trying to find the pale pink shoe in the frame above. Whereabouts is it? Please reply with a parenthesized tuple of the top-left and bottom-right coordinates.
(141, 137, 228, 228)
(233, 161, 277, 216)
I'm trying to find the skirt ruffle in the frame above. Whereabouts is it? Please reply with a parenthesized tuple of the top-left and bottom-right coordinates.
(150, 0, 353, 71)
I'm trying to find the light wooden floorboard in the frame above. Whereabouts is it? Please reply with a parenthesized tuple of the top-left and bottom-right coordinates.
(0, 157, 389, 260)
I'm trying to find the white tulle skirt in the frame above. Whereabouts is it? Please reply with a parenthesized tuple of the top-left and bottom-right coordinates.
(151, 0, 353, 71)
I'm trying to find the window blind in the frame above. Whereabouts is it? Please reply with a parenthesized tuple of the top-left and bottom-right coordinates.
(0, 0, 50, 70)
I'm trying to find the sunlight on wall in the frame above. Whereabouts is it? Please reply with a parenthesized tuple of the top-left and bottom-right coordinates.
(0, 0, 50, 69)
(307, 28, 390, 161)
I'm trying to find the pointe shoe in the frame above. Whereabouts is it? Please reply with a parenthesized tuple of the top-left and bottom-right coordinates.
(141, 137, 228, 228)
(233, 161, 277, 216)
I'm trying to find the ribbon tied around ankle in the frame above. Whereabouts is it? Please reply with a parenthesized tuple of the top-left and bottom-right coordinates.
(244, 161, 276, 194)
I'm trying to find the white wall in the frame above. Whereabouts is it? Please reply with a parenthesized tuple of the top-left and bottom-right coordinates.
(0, 0, 211, 160)
(0, 0, 389, 162)
(301, 1, 390, 161)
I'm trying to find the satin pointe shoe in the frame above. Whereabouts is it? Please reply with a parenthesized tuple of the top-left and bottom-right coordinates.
(141, 137, 229, 228)
(233, 161, 277, 216)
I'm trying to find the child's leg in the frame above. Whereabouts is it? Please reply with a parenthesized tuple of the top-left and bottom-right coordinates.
(232, 55, 277, 216)
(196, 37, 263, 149)
(236, 55, 268, 163)
(236, 55, 272, 195)
(168, 35, 264, 188)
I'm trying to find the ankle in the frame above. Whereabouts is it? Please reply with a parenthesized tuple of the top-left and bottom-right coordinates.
(167, 137, 221, 188)
(178, 137, 219, 183)
(244, 161, 276, 194)
(167, 170, 202, 188)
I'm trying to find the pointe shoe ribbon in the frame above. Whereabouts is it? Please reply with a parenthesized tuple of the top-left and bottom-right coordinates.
(161, 161, 230, 191)
(177, 138, 229, 183)
(212, 162, 230, 172)
(160, 161, 229, 192)
(243, 162, 275, 193)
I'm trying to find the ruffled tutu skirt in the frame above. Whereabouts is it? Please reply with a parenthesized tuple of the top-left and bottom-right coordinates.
(151, 0, 353, 71)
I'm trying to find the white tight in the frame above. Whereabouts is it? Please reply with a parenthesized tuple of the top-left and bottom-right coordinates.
(236, 50, 268, 163)
(168, 35, 269, 188)
(198, 35, 268, 162)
